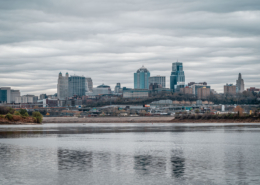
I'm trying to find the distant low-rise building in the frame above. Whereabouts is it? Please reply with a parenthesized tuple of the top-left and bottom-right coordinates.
(197, 87, 210, 99)
(191, 84, 211, 96)
(123, 89, 149, 99)
(247, 87, 260, 93)
(210, 89, 218, 95)
(114, 83, 122, 93)
(39, 94, 47, 100)
(43, 99, 58, 107)
(149, 76, 165, 88)
(224, 84, 236, 95)
(149, 83, 162, 90)
(92, 84, 111, 95)
(15, 95, 38, 104)
(180, 86, 192, 94)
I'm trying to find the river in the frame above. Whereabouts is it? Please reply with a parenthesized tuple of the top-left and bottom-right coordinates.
(0, 123, 260, 185)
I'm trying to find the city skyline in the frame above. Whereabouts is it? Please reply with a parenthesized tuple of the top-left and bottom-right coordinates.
(0, 64, 256, 96)
(0, 0, 259, 95)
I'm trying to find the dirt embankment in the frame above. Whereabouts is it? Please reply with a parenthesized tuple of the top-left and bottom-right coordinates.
(43, 116, 174, 123)
(0, 115, 39, 125)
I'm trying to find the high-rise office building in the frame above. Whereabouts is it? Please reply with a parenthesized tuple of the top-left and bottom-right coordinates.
(68, 76, 86, 97)
(170, 62, 185, 92)
(149, 76, 166, 88)
(0, 87, 20, 103)
(134, 66, 150, 89)
(236, 73, 244, 93)
(85, 77, 93, 92)
(57, 72, 69, 100)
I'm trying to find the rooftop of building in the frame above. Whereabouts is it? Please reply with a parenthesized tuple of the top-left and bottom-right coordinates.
(136, 65, 149, 73)
(97, 84, 110, 88)
(150, 75, 165, 77)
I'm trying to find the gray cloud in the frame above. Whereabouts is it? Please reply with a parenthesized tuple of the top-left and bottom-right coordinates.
(0, 0, 259, 95)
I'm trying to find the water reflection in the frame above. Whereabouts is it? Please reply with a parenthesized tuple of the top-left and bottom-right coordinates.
(171, 151, 185, 178)
(58, 149, 93, 171)
(1, 124, 260, 185)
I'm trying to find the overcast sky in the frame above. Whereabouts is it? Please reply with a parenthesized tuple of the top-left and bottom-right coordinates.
(0, 0, 259, 95)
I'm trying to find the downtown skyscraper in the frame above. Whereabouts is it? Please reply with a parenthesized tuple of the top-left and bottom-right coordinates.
(68, 76, 86, 97)
(236, 73, 245, 93)
(170, 62, 185, 92)
(57, 72, 69, 100)
(134, 66, 150, 89)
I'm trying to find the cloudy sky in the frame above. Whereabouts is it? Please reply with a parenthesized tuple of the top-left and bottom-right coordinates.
(0, 0, 259, 95)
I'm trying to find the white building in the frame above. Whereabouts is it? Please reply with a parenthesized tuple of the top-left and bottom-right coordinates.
(92, 84, 111, 95)
(149, 76, 166, 88)
(57, 72, 69, 100)
(85, 77, 93, 92)
(15, 95, 38, 103)
(0, 87, 20, 103)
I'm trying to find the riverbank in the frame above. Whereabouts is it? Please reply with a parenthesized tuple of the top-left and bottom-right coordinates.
(0, 115, 41, 125)
(42, 116, 174, 123)
(42, 116, 260, 123)
(171, 119, 260, 123)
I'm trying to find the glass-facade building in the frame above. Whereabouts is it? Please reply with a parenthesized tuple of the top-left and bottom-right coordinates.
(68, 76, 86, 97)
(170, 62, 185, 92)
(134, 66, 150, 89)
(0, 89, 7, 103)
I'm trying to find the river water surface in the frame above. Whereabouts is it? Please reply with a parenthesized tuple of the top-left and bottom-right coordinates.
(0, 123, 260, 185)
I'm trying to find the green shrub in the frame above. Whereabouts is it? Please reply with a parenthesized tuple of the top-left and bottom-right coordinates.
(32, 111, 43, 123)
(8, 108, 15, 114)
(19, 109, 28, 116)
(0, 115, 4, 118)
(24, 112, 29, 117)
(5, 113, 13, 121)
(14, 111, 21, 116)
